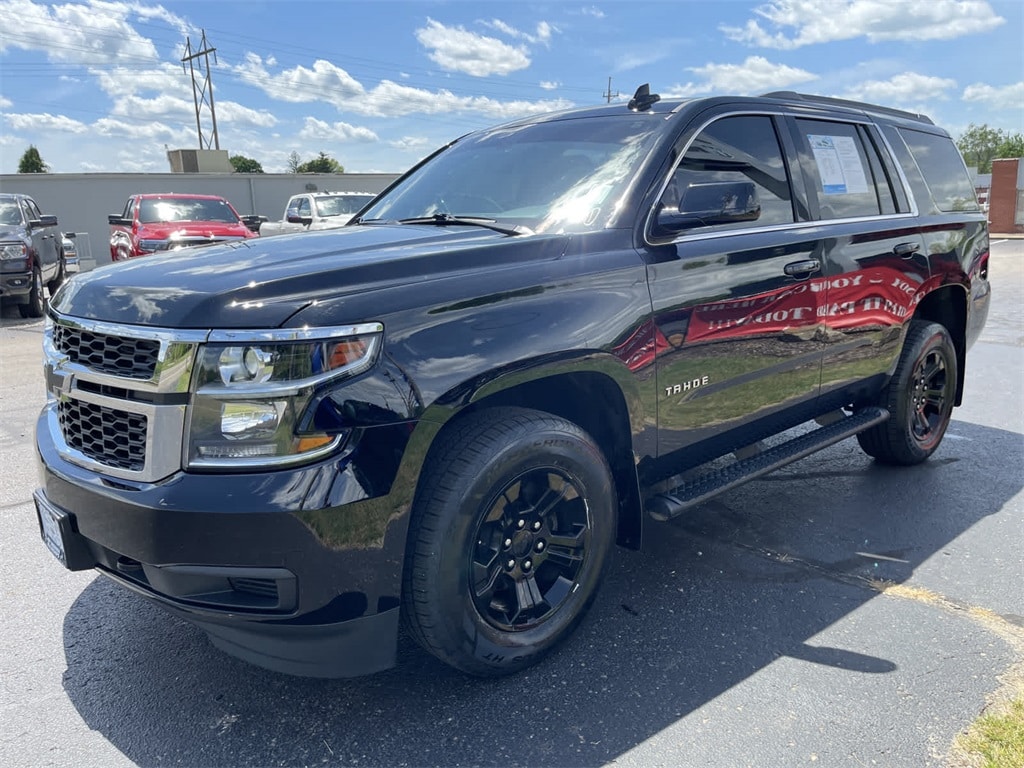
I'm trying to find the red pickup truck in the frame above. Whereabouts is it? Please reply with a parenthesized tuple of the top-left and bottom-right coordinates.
(108, 193, 260, 261)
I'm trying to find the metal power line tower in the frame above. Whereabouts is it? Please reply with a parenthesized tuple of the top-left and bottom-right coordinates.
(603, 77, 620, 104)
(181, 30, 221, 150)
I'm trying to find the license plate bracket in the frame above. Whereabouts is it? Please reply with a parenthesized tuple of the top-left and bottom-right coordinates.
(33, 491, 93, 571)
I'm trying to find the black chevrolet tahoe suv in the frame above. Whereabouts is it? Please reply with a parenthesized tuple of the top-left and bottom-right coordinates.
(35, 86, 990, 678)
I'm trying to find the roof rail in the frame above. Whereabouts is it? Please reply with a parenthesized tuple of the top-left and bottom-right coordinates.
(760, 91, 935, 125)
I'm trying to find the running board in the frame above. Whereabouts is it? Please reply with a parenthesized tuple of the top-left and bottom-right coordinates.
(646, 407, 890, 522)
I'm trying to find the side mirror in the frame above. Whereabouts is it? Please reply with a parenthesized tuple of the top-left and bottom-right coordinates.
(240, 214, 266, 233)
(29, 214, 59, 229)
(286, 213, 313, 225)
(108, 214, 131, 226)
(657, 181, 761, 232)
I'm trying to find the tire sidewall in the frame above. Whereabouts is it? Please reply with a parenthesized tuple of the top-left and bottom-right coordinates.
(890, 324, 956, 461)
(427, 423, 614, 673)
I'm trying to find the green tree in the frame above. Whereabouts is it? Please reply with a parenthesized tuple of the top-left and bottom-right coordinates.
(229, 154, 264, 173)
(295, 152, 344, 174)
(957, 124, 1007, 173)
(17, 145, 48, 173)
(994, 133, 1024, 162)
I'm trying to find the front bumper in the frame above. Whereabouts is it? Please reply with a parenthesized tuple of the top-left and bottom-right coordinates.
(0, 268, 32, 301)
(35, 408, 411, 677)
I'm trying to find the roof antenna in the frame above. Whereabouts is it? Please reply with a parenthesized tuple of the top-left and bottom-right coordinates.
(628, 83, 660, 112)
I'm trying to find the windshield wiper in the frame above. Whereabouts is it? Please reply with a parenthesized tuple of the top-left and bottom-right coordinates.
(397, 213, 532, 236)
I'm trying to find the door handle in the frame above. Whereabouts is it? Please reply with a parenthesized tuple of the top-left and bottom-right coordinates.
(893, 242, 920, 258)
(784, 259, 820, 277)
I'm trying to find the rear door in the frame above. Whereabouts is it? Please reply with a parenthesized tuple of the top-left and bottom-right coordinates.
(784, 116, 928, 408)
(642, 110, 826, 462)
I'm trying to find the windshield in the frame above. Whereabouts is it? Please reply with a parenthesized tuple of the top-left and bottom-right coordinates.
(315, 194, 374, 217)
(0, 200, 23, 227)
(139, 197, 240, 224)
(358, 114, 666, 234)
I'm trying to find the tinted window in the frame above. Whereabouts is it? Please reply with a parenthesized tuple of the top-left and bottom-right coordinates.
(899, 129, 980, 213)
(664, 115, 794, 232)
(795, 119, 884, 219)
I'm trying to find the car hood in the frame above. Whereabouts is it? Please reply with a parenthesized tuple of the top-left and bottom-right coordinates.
(0, 226, 28, 241)
(134, 221, 254, 240)
(52, 224, 570, 328)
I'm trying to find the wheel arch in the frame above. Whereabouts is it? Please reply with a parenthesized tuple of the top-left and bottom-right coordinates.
(913, 284, 967, 405)
(415, 359, 646, 550)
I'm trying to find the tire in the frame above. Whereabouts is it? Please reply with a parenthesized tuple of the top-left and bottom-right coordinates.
(857, 320, 957, 465)
(402, 407, 616, 676)
(47, 254, 66, 296)
(19, 266, 45, 319)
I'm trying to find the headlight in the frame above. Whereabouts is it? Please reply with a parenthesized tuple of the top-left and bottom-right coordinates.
(185, 323, 383, 469)
(0, 242, 27, 260)
(136, 239, 166, 253)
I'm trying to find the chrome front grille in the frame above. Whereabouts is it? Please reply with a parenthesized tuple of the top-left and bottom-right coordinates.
(44, 313, 208, 483)
(53, 323, 161, 379)
(58, 399, 147, 471)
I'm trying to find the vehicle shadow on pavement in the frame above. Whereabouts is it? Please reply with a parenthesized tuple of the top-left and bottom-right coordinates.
(60, 418, 1022, 767)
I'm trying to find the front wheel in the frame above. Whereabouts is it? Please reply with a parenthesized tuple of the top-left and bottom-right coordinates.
(19, 266, 45, 319)
(857, 320, 957, 465)
(402, 407, 616, 676)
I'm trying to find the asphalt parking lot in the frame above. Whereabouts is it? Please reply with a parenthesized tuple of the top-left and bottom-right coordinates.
(1, 240, 1021, 767)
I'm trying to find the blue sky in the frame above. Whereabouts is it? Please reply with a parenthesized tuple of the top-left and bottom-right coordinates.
(1, 0, 1021, 175)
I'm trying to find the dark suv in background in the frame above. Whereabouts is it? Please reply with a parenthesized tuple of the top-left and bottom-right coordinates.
(34, 87, 989, 679)
(0, 193, 66, 318)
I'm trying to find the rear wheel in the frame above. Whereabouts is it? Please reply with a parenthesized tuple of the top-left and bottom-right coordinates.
(857, 320, 957, 465)
(19, 266, 45, 319)
(402, 407, 616, 676)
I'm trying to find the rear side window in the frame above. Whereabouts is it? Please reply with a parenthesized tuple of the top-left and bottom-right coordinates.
(898, 129, 980, 213)
(794, 119, 894, 219)
(662, 114, 795, 232)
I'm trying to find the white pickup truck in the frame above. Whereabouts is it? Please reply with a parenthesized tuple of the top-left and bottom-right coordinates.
(258, 191, 376, 236)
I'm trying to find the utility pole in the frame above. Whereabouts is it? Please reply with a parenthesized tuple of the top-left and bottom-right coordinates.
(181, 30, 221, 150)
(603, 77, 620, 104)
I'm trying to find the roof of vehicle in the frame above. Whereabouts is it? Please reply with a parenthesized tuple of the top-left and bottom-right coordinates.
(496, 85, 937, 130)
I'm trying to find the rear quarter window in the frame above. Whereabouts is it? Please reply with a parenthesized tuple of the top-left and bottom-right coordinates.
(897, 129, 980, 213)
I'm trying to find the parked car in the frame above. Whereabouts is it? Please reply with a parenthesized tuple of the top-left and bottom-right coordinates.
(108, 193, 261, 261)
(0, 192, 66, 318)
(36, 86, 989, 679)
(259, 191, 376, 236)
(61, 233, 79, 274)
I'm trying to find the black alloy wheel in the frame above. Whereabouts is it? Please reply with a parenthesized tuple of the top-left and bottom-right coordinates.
(857, 320, 957, 465)
(402, 407, 616, 676)
(470, 467, 591, 632)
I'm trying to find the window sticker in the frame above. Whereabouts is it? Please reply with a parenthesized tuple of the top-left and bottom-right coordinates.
(808, 135, 869, 195)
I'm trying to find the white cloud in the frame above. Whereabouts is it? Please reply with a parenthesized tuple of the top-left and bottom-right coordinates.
(722, 0, 1004, 49)
(483, 19, 556, 46)
(388, 136, 433, 151)
(416, 18, 530, 76)
(235, 56, 574, 121)
(580, 6, 605, 19)
(0, 0, 190, 63)
(234, 54, 366, 104)
(0, 95, 11, 108)
(298, 117, 379, 143)
(842, 73, 958, 104)
(962, 81, 1024, 108)
(675, 56, 818, 96)
(5, 112, 90, 133)
(540, 81, 560, 90)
